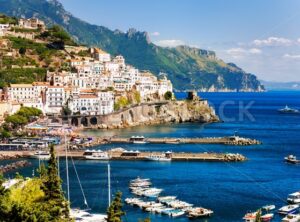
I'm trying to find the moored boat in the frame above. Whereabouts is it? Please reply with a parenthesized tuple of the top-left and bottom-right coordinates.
(278, 204, 300, 215)
(31, 151, 51, 160)
(287, 192, 300, 204)
(187, 207, 213, 219)
(262, 205, 276, 211)
(282, 213, 300, 222)
(83, 149, 110, 160)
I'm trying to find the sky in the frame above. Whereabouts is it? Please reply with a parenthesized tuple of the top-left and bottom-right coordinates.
(59, 0, 300, 82)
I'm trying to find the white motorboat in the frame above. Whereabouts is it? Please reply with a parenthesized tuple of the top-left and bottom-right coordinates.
(31, 151, 51, 160)
(278, 205, 300, 215)
(278, 105, 299, 114)
(282, 213, 300, 222)
(83, 150, 110, 160)
(70, 209, 106, 222)
(287, 192, 300, 204)
(262, 204, 276, 211)
(285, 155, 300, 164)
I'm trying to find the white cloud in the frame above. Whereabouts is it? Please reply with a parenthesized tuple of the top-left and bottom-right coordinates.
(253, 37, 292, 47)
(249, 48, 262, 54)
(150, 32, 160, 36)
(283, 53, 300, 59)
(154, 39, 185, 47)
(226, 47, 262, 58)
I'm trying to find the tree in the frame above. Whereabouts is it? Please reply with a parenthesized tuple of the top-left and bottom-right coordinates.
(42, 145, 69, 220)
(107, 191, 125, 222)
(18, 47, 26, 55)
(164, 91, 173, 100)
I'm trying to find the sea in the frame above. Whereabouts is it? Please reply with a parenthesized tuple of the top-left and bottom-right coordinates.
(2, 91, 300, 222)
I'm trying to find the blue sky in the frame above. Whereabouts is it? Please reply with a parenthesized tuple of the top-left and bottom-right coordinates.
(59, 0, 300, 82)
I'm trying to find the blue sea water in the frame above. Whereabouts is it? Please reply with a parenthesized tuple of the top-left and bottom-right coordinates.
(3, 91, 300, 222)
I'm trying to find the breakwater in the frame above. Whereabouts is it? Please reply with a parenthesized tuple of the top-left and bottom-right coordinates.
(0, 160, 31, 173)
(79, 136, 261, 148)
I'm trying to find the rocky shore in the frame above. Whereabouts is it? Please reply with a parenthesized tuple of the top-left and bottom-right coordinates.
(0, 160, 31, 173)
(95, 99, 219, 129)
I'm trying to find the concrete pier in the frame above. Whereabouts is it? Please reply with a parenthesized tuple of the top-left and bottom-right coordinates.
(0, 150, 247, 162)
(82, 136, 261, 148)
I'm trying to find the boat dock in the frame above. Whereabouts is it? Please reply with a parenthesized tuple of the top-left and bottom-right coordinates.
(0, 150, 247, 162)
(83, 136, 261, 147)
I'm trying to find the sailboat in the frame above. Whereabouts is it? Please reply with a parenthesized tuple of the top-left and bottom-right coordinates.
(62, 132, 107, 222)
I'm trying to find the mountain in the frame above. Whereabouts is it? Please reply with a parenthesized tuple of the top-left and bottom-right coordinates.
(260, 80, 300, 91)
(0, 0, 264, 91)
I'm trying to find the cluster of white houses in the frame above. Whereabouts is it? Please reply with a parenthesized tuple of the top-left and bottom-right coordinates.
(4, 48, 172, 117)
(0, 17, 172, 118)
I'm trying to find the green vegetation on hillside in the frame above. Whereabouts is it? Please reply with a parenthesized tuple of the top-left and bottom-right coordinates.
(4, 106, 42, 130)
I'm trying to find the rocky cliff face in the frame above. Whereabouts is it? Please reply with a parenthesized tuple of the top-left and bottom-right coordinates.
(96, 100, 219, 129)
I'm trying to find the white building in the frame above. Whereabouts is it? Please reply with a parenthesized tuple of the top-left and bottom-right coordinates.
(45, 86, 66, 114)
(91, 48, 111, 62)
(18, 18, 45, 30)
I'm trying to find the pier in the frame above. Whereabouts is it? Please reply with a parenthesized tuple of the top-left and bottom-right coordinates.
(82, 136, 261, 148)
(0, 150, 247, 162)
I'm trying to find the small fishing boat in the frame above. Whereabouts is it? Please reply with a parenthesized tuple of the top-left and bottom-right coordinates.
(31, 151, 51, 160)
(285, 155, 300, 164)
(278, 204, 300, 215)
(287, 192, 300, 204)
(243, 211, 273, 222)
(282, 213, 300, 222)
(278, 105, 299, 114)
(70, 209, 106, 222)
(168, 209, 185, 217)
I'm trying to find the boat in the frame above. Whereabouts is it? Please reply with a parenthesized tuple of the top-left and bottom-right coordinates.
(285, 155, 300, 164)
(278, 205, 300, 215)
(145, 154, 171, 162)
(287, 192, 300, 204)
(145, 151, 172, 161)
(31, 151, 51, 160)
(282, 213, 300, 222)
(278, 105, 299, 114)
(262, 205, 276, 211)
(187, 207, 213, 219)
(168, 209, 185, 217)
(261, 213, 274, 221)
(83, 149, 110, 160)
(129, 136, 147, 144)
(70, 209, 106, 222)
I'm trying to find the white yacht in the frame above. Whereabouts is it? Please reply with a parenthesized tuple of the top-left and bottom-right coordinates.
(83, 150, 110, 160)
(287, 192, 300, 204)
(146, 151, 172, 161)
(285, 155, 300, 164)
(70, 209, 106, 222)
(31, 151, 51, 160)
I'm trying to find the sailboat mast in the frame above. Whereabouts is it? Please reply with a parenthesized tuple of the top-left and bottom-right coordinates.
(65, 132, 70, 202)
(108, 163, 111, 207)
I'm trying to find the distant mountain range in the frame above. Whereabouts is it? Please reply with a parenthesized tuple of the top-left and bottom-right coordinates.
(0, 0, 264, 92)
(260, 80, 300, 91)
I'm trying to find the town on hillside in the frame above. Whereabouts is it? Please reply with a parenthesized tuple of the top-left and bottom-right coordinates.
(0, 16, 173, 120)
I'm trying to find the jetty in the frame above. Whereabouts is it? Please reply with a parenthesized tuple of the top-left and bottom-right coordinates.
(0, 150, 247, 162)
(81, 136, 261, 148)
